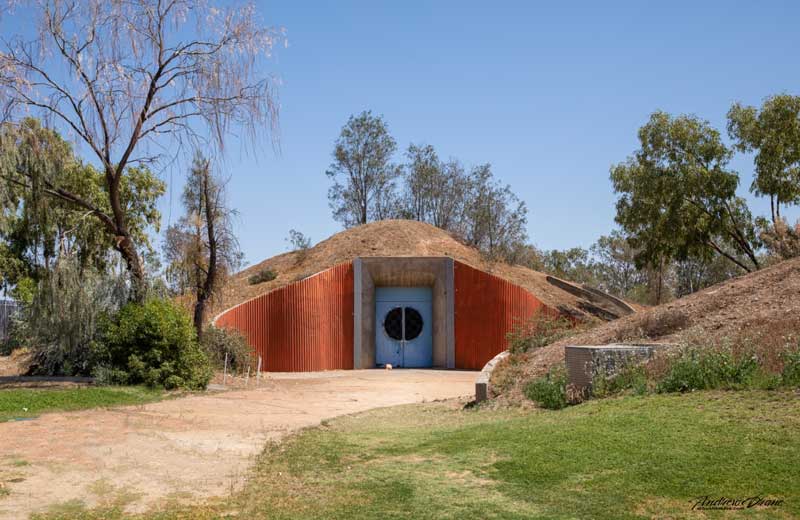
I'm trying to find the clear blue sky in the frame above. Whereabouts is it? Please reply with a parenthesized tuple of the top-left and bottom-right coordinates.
(161, 1, 798, 265)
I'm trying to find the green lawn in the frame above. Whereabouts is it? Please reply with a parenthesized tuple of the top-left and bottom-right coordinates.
(38, 389, 799, 519)
(0, 386, 166, 422)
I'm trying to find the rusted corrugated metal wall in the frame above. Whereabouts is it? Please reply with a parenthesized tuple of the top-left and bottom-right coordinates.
(453, 261, 555, 370)
(214, 262, 354, 371)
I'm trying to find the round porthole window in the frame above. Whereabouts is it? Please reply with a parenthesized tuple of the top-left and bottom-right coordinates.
(383, 307, 403, 340)
(403, 307, 423, 340)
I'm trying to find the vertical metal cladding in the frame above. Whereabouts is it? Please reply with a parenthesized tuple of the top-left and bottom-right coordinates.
(453, 261, 556, 370)
(214, 262, 354, 371)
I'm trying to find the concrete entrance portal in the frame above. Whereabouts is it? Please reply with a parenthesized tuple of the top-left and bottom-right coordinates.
(354, 257, 455, 369)
(375, 287, 433, 367)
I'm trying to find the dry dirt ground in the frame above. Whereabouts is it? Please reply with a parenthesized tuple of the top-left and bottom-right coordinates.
(0, 369, 475, 519)
(0, 350, 29, 377)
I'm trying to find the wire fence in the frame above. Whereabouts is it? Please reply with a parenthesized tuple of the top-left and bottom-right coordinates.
(0, 300, 20, 341)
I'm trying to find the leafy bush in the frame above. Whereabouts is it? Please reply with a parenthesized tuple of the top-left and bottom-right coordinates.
(248, 268, 277, 285)
(524, 366, 568, 410)
(507, 312, 574, 354)
(94, 298, 212, 390)
(201, 326, 253, 374)
(591, 364, 649, 398)
(782, 348, 800, 387)
(656, 347, 760, 393)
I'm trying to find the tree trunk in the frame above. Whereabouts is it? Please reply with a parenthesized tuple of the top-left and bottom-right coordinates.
(656, 260, 664, 305)
(115, 233, 146, 300)
(107, 168, 146, 300)
(193, 298, 207, 340)
(194, 167, 218, 340)
(771, 195, 777, 228)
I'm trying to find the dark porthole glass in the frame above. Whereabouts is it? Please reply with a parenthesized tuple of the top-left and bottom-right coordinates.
(384, 307, 403, 340)
(403, 307, 424, 340)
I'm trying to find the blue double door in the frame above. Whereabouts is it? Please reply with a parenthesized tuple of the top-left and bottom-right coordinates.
(375, 287, 433, 368)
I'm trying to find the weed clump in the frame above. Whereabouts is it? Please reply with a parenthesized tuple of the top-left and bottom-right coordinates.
(524, 366, 568, 410)
(248, 269, 277, 285)
(201, 326, 253, 374)
(782, 348, 800, 387)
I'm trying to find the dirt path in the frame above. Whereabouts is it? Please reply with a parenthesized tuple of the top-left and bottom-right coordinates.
(0, 369, 476, 519)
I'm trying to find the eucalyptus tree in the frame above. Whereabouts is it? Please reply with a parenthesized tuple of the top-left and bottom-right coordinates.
(403, 144, 441, 222)
(0, 0, 281, 296)
(590, 231, 647, 297)
(402, 145, 470, 236)
(326, 111, 400, 227)
(728, 94, 800, 227)
(611, 111, 759, 273)
(463, 164, 528, 262)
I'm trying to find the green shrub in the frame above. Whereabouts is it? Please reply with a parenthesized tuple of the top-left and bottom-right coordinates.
(94, 298, 212, 390)
(524, 366, 568, 410)
(592, 364, 649, 398)
(782, 348, 800, 387)
(507, 312, 574, 354)
(656, 347, 760, 393)
(201, 326, 253, 374)
(248, 268, 277, 285)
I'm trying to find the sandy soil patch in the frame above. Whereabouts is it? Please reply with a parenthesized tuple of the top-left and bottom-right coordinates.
(0, 369, 476, 519)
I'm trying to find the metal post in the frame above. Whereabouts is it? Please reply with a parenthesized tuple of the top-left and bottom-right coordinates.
(223, 352, 228, 386)
(245, 365, 250, 387)
(256, 355, 262, 386)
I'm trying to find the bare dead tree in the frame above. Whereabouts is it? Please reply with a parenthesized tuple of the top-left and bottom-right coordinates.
(164, 152, 242, 338)
(0, 0, 281, 296)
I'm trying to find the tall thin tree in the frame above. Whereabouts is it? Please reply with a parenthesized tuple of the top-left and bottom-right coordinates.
(728, 95, 800, 228)
(164, 154, 242, 338)
(326, 111, 399, 227)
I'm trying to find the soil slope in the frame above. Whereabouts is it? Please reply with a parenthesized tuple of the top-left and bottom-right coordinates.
(519, 256, 800, 378)
(212, 220, 631, 322)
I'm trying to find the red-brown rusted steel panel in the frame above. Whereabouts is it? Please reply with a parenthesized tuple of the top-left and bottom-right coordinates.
(214, 262, 354, 372)
(453, 260, 556, 370)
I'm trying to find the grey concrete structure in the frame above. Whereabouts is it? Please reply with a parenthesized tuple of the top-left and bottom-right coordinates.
(353, 257, 455, 369)
(565, 344, 669, 394)
(474, 350, 509, 403)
